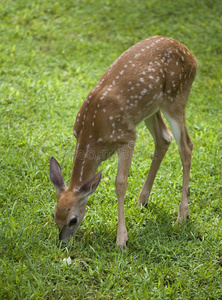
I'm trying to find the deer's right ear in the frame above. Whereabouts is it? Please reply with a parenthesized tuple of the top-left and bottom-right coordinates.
(77, 170, 102, 199)
(49, 157, 66, 194)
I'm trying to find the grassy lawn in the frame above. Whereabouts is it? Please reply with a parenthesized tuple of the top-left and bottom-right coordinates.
(0, 0, 222, 299)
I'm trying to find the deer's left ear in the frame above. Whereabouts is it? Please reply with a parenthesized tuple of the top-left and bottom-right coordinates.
(50, 157, 67, 195)
(77, 170, 102, 198)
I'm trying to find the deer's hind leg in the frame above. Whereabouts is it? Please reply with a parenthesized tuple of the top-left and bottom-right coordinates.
(162, 107, 193, 222)
(138, 110, 173, 205)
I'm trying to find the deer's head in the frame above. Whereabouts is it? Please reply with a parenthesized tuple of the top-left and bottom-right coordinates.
(49, 157, 101, 243)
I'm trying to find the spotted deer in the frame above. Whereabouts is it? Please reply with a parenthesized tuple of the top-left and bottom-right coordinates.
(50, 36, 198, 250)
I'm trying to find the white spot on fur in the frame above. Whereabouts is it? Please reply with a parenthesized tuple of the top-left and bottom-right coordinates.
(148, 66, 156, 72)
(141, 89, 147, 95)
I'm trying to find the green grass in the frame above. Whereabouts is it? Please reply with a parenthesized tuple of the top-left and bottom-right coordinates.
(1, 0, 222, 299)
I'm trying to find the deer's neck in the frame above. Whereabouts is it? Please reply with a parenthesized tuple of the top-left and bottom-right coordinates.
(69, 142, 100, 189)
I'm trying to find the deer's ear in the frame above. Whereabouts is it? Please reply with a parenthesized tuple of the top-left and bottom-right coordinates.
(49, 157, 66, 194)
(77, 170, 102, 199)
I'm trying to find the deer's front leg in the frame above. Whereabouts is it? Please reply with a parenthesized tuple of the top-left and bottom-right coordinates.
(115, 142, 135, 250)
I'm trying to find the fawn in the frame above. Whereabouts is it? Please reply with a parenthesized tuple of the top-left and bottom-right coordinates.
(50, 36, 198, 249)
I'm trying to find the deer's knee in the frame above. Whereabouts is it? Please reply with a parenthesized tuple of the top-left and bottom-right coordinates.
(115, 177, 127, 198)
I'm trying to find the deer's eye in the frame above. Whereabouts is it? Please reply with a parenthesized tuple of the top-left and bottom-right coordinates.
(69, 217, 77, 227)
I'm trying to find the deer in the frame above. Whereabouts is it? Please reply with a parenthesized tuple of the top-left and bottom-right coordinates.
(49, 36, 198, 250)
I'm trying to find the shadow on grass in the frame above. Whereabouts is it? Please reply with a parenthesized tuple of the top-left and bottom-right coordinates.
(62, 200, 204, 259)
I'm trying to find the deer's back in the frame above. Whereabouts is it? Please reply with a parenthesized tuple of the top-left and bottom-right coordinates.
(74, 36, 197, 141)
